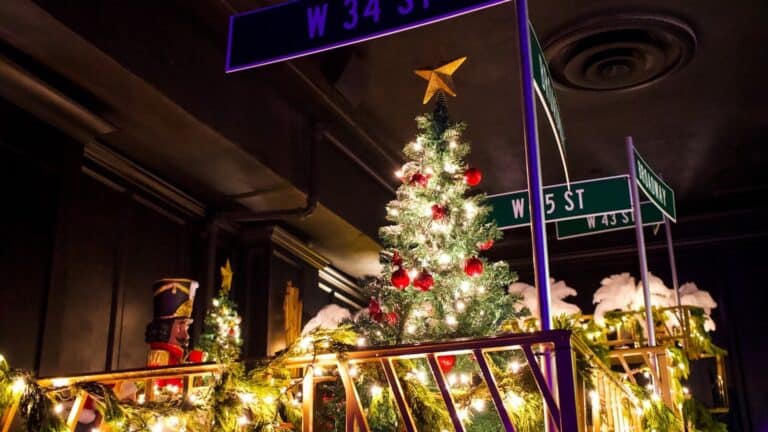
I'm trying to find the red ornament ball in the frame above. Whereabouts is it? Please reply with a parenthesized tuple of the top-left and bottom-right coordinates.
(437, 355, 456, 374)
(385, 312, 399, 325)
(464, 167, 483, 186)
(391, 267, 410, 289)
(391, 251, 403, 266)
(478, 239, 494, 251)
(431, 204, 447, 220)
(464, 257, 484, 277)
(369, 298, 383, 322)
(409, 172, 429, 187)
(413, 271, 434, 291)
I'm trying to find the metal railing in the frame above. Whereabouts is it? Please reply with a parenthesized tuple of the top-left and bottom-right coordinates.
(2, 330, 648, 432)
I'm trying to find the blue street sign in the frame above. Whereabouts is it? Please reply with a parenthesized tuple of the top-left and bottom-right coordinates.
(227, 0, 510, 72)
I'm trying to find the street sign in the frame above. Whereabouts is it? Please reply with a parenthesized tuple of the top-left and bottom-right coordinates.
(632, 147, 677, 222)
(555, 201, 664, 240)
(529, 23, 568, 183)
(488, 175, 632, 229)
(226, 0, 511, 72)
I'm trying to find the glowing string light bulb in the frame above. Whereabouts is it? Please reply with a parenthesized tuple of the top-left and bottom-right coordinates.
(370, 385, 383, 398)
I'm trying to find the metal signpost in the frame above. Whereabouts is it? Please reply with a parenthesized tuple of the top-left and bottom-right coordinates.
(488, 175, 632, 229)
(555, 201, 664, 240)
(627, 137, 657, 350)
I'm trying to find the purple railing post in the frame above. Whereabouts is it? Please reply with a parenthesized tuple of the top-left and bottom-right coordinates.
(553, 332, 579, 432)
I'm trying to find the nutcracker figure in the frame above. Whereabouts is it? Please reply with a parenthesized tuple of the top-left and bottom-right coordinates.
(145, 278, 205, 369)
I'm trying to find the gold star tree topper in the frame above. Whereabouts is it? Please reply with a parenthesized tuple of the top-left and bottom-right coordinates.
(414, 56, 467, 104)
(220, 259, 233, 294)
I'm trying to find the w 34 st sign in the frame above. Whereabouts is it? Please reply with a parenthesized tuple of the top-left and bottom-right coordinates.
(226, 0, 510, 71)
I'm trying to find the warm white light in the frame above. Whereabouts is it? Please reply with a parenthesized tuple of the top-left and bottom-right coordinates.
(509, 361, 521, 374)
(299, 337, 313, 350)
(237, 416, 249, 426)
(395, 169, 404, 178)
(457, 407, 469, 420)
(151, 422, 163, 432)
(459, 374, 471, 385)
(370, 385, 383, 398)
(415, 370, 428, 384)
(212, 298, 220, 307)
(438, 254, 451, 265)
(507, 392, 524, 409)
(589, 390, 599, 406)
(356, 336, 367, 347)
(408, 269, 419, 279)
(349, 366, 359, 378)
(455, 300, 466, 312)
(137, 394, 146, 405)
(425, 167, 434, 175)
(464, 202, 477, 218)
(651, 393, 661, 403)
(239, 393, 254, 404)
(406, 324, 416, 334)
(53, 403, 64, 414)
(423, 204, 434, 217)
(682, 386, 690, 396)
(477, 285, 486, 294)
(413, 141, 423, 151)
(447, 374, 458, 386)
(444, 162, 457, 173)
(460, 281, 471, 293)
(642, 399, 652, 410)
(166, 416, 179, 426)
(449, 140, 458, 149)
(314, 367, 324, 376)
(471, 398, 486, 412)
(188, 394, 198, 404)
(0, 354, 4, 364)
(91, 428, 101, 432)
(264, 395, 275, 404)
(445, 315, 458, 326)
(11, 378, 26, 394)
(51, 378, 69, 388)
(388, 208, 399, 216)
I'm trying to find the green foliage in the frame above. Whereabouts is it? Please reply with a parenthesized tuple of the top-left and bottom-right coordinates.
(683, 398, 727, 432)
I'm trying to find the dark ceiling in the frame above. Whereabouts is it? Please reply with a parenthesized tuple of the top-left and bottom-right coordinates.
(2, 0, 767, 278)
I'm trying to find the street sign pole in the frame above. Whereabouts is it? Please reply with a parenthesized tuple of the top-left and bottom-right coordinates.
(517, 2, 561, 432)
(627, 136, 660, 386)
(516, 0, 552, 335)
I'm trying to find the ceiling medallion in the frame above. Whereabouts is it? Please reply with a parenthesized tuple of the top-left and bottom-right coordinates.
(543, 14, 697, 92)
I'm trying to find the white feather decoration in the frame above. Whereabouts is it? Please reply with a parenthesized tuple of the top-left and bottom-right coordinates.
(301, 304, 351, 335)
(679, 282, 718, 331)
(593, 273, 637, 324)
(508, 278, 581, 318)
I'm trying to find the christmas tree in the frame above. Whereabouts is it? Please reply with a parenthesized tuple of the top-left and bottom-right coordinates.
(355, 58, 522, 347)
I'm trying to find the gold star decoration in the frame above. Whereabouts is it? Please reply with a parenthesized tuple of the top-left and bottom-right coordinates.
(414, 56, 467, 104)
(220, 259, 233, 294)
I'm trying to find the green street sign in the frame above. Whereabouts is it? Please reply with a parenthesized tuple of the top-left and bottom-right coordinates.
(488, 175, 632, 229)
(633, 147, 677, 222)
(555, 202, 665, 240)
(529, 23, 567, 182)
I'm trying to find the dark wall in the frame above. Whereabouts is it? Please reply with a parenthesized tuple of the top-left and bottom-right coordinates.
(0, 98, 74, 371)
(0, 98, 206, 376)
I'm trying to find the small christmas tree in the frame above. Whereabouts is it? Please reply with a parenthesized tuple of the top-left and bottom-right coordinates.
(198, 260, 242, 365)
(356, 59, 521, 346)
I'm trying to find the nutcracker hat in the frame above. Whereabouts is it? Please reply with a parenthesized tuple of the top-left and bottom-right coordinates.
(152, 278, 198, 321)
